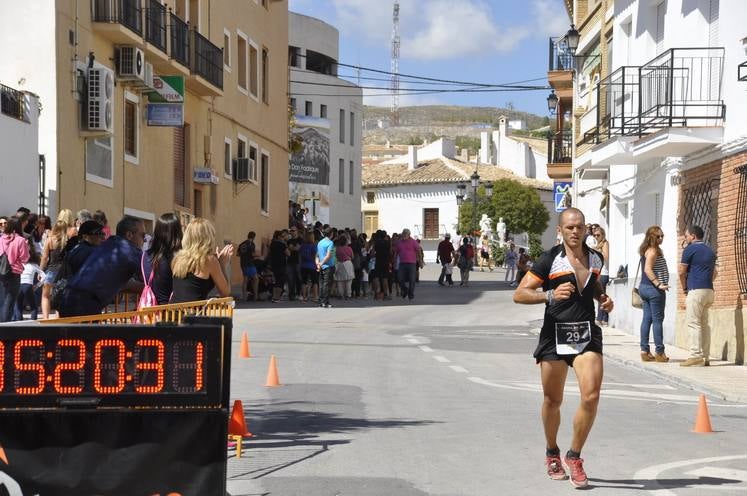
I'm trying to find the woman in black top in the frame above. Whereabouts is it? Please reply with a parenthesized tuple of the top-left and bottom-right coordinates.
(171, 218, 233, 303)
(268, 230, 290, 303)
(142, 213, 182, 305)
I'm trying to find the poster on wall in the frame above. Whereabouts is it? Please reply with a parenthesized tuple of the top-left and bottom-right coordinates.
(289, 117, 331, 224)
(289, 117, 330, 184)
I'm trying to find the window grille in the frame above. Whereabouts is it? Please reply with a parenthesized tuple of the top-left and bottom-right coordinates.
(680, 177, 719, 248)
(735, 165, 747, 293)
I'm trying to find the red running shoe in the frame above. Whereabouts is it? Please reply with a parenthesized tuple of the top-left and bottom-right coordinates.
(545, 455, 567, 480)
(564, 456, 588, 488)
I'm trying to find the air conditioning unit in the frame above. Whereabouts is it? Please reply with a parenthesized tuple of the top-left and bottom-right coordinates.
(87, 64, 115, 133)
(117, 46, 145, 82)
(144, 62, 155, 88)
(233, 157, 255, 182)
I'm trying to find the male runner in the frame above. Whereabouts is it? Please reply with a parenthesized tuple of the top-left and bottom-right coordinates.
(513, 208, 613, 488)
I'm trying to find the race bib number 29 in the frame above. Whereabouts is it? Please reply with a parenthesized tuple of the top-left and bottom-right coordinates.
(555, 322, 591, 355)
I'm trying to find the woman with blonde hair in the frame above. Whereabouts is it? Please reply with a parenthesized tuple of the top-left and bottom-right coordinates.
(593, 226, 610, 326)
(40, 220, 70, 319)
(56, 209, 78, 239)
(170, 218, 233, 303)
(637, 225, 669, 363)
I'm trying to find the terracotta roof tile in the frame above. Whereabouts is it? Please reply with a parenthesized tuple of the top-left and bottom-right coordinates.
(362, 157, 552, 191)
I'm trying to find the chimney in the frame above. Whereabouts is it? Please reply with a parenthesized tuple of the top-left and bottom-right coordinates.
(408, 145, 418, 170)
(499, 115, 508, 137)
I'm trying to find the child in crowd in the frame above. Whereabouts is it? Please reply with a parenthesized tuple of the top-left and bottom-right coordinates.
(16, 250, 45, 320)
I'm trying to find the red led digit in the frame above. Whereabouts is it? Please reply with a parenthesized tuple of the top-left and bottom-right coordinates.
(134, 339, 165, 394)
(14, 340, 45, 394)
(0, 341, 4, 392)
(93, 339, 126, 394)
(53, 339, 86, 394)
(172, 341, 204, 392)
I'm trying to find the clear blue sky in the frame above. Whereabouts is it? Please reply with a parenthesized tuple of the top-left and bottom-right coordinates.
(288, 0, 570, 116)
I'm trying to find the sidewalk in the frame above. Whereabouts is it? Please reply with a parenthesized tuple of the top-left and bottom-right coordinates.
(602, 326, 747, 404)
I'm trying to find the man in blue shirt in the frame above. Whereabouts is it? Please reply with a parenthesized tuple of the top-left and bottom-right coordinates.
(678, 225, 717, 367)
(59, 216, 146, 317)
(315, 227, 335, 308)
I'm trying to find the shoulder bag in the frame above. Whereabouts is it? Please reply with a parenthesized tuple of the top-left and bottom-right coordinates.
(631, 259, 643, 309)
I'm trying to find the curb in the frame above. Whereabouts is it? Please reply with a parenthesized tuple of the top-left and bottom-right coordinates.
(601, 352, 745, 404)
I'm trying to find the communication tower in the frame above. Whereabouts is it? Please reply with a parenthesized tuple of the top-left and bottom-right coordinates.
(390, 0, 400, 126)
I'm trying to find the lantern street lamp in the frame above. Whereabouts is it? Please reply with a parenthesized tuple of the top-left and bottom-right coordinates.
(547, 90, 559, 115)
(565, 24, 580, 56)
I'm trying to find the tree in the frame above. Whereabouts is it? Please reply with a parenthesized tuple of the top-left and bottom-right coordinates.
(488, 179, 549, 237)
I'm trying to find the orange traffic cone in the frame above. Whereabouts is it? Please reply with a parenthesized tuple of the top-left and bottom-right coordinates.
(265, 355, 281, 387)
(228, 399, 253, 437)
(239, 332, 251, 358)
(693, 394, 714, 433)
(0, 446, 7, 465)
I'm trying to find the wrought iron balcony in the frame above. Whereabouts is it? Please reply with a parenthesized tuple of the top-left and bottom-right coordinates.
(548, 130, 573, 164)
(0, 84, 28, 122)
(192, 30, 223, 90)
(92, 0, 143, 36)
(169, 12, 190, 68)
(144, 0, 167, 53)
(584, 48, 725, 145)
(548, 37, 575, 72)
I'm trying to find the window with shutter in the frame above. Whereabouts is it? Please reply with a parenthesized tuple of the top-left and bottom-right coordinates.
(423, 208, 439, 239)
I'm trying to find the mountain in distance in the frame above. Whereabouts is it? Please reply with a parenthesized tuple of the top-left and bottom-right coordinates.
(363, 105, 550, 147)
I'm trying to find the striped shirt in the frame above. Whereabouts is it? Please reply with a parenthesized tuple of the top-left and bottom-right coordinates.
(641, 255, 669, 286)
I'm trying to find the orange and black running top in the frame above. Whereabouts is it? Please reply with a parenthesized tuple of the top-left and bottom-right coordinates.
(527, 243, 604, 333)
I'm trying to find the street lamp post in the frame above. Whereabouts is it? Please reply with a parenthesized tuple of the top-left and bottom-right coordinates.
(456, 169, 493, 267)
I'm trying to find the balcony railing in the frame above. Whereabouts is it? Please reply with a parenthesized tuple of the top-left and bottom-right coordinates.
(0, 84, 28, 122)
(92, 0, 143, 36)
(170, 12, 190, 67)
(584, 48, 725, 144)
(192, 30, 223, 89)
(548, 130, 573, 164)
(145, 0, 167, 52)
(548, 37, 575, 72)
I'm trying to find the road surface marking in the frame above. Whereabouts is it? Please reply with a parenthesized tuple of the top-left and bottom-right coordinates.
(418, 345, 434, 353)
(467, 378, 747, 407)
(407, 338, 420, 344)
(449, 365, 469, 373)
(634, 455, 747, 495)
(433, 356, 451, 363)
(605, 382, 677, 390)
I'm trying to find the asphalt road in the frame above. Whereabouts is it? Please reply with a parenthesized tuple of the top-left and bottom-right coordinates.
(226, 266, 747, 496)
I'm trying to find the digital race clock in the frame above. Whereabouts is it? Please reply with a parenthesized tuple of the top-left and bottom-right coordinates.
(0, 324, 226, 408)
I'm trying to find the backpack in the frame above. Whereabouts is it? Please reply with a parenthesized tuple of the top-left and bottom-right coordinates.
(466, 244, 475, 260)
(49, 253, 74, 311)
(0, 253, 10, 277)
(137, 253, 158, 311)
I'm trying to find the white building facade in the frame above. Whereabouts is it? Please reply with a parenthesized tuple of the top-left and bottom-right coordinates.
(569, 0, 747, 362)
(361, 142, 556, 261)
(478, 116, 551, 182)
(289, 12, 362, 229)
(0, 83, 40, 214)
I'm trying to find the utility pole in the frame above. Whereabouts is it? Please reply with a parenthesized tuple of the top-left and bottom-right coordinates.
(390, 0, 400, 127)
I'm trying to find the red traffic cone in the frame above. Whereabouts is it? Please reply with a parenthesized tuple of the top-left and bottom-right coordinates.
(228, 399, 253, 437)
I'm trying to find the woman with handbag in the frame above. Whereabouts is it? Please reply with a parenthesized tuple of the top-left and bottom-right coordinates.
(638, 226, 670, 362)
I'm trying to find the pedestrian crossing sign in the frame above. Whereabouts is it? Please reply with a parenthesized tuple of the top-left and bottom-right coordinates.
(554, 182, 573, 212)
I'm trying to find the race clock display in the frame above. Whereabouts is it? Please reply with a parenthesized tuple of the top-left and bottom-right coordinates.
(0, 325, 226, 408)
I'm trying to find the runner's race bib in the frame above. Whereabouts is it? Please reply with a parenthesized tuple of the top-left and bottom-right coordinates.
(555, 322, 591, 355)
